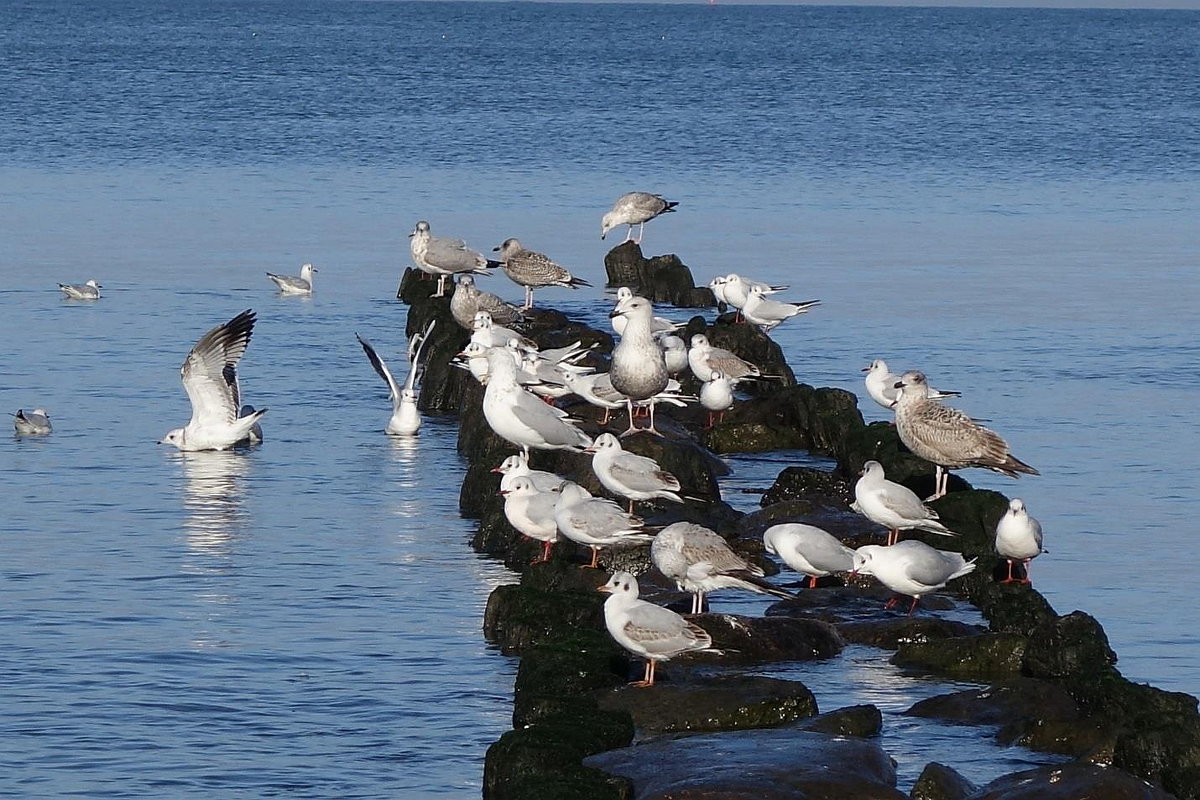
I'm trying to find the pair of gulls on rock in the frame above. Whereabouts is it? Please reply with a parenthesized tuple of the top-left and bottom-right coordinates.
(266, 263, 317, 296)
(59, 280, 102, 300)
(708, 272, 820, 333)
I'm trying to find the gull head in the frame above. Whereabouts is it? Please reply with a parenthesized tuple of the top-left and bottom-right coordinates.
(493, 238, 521, 257)
(1008, 498, 1027, 515)
(159, 428, 185, 448)
(598, 570, 640, 598)
(86, 280, 102, 289)
(610, 296, 649, 320)
(410, 220, 430, 239)
(491, 454, 524, 475)
(708, 275, 727, 289)
(472, 311, 494, 331)
(863, 359, 887, 374)
(458, 274, 475, 289)
(893, 370, 928, 392)
(588, 432, 621, 454)
(690, 334, 709, 349)
(850, 546, 880, 577)
(600, 212, 619, 239)
(860, 459, 884, 479)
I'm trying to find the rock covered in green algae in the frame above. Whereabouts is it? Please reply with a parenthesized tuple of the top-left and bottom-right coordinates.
(687, 613, 843, 664)
(760, 465, 853, 507)
(894, 632, 1028, 680)
(483, 582, 606, 655)
(799, 704, 883, 738)
(602, 241, 714, 307)
(1022, 611, 1118, 681)
(597, 675, 817, 735)
(906, 677, 1083, 729)
(583, 726, 907, 800)
(703, 384, 862, 454)
(963, 762, 1176, 799)
(911, 762, 978, 800)
(484, 721, 633, 800)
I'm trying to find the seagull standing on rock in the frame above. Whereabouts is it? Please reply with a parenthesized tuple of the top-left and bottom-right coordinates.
(554, 482, 653, 569)
(653, 522, 793, 613)
(600, 192, 678, 244)
(609, 295, 669, 436)
(492, 238, 591, 309)
(409, 220, 498, 298)
(699, 369, 734, 428)
(478, 346, 592, 459)
(741, 285, 820, 333)
(853, 460, 957, 546)
(995, 498, 1045, 585)
(852, 541, 976, 616)
(450, 274, 521, 330)
(892, 370, 1038, 500)
(587, 432, 683, 512)
(763, 523, 856, 589)
(862, 359, 959, 410)
(501, 476, 563, 563)
(598, 571, 717, 687)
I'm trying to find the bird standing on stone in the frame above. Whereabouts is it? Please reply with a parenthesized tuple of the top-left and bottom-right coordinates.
(266, 263, 316, 296)
(609, 287, 679, 337)
(853, 460, 957, 546)
(600, 192, 678, 244)
(14, 408, 53, 436)
(554, 482, 652, 568)
(609, 295, 669, 435)
(653, 522, 792, 613)
(763, 523, 855, 589)
(995, 498, 1045, 585)
(159, 309, 267, 451)
(501, 476, 563, 563)
(492, 452, 565, 493)
(450, 274, 521, 330)
(492, 238, 591, 309)
(598, 571, 717, 687)
(721, 273, 789, 324)
(588, 432, 683, 512)
(687, 334, 761, 384)
(741, 285, 820, 334)
(852, 541, 976, 616)
(699, 369, 734, 428)
(58, 280, 101, 300)
(862, 359, 959, 410)
(892, 370, 1038, 500)
(478, 347, 592, 459)
(409, 220, 497, 298)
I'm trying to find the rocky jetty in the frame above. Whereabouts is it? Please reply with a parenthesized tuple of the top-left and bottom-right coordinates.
(396, 253, 1199, 800)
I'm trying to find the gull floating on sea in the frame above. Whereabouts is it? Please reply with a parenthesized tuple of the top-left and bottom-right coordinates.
(409, 220, 498, 298)
(600, 192, 678, 244)
(763, 523, 855, 589)
(266, 263, 316, 296)
(159, 309, 267, 452)
(58, 280, 101, 300)
(599, 571, 717, 687)
(451, 274, 521, 330)
(14, 408, 52, 436)
(588, 432, 683, 512)
(862, 359, 959, 410)
(493, 238, 591, 309)
(995, 497, 1045, 585)
(653, 521, 792, 613)
(893, 370, 1038, 499)
(853, 460, 957, 546)
(852, 541, 976, 615)
(356, 319, 435, 435)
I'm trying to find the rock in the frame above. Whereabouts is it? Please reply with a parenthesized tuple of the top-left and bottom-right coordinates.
(799, 704, 883, 738)
(513, 632, 630, 727)
(704, 385, 863, 454)
(963, 762, 1176, 799)
(911, 762, 978, 800)
(484, 717, 634, 800)
(893, 633, 1028, 680)
(905, 677, 1082, 729)
(597, 675, 817, 734)
(1022, 611, 1117, 681)
(603, 241, 714, 307)
(839, 618, 988, 650)
(688, 613, 844, 664)
(584, 726, 906, 799)
(760, 466, 854, 508)
(835, 421, 969, 496)
(483, 583, 605, 654)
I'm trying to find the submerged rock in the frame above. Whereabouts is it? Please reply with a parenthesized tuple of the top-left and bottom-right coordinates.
(597, 675, 817, 735)
(799, 704, 883, 738)
(584, 726, 906, 799)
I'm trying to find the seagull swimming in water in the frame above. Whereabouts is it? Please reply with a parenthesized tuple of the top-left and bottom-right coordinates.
(266, 263, 316, 295)
(159, 309, 267, 452)
(356, 319, 436, 436)
(14, 408, 53, 436)
(58, 280, 101, 300)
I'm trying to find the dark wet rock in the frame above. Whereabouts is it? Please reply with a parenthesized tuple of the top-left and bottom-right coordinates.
(799, 704, 883, 738)
(688, 613, 844, 664)
(963, 762, 1176, 799)
(1022, 611, 1117, 681)
(767, 586, 982, 643)
(597, 675, 817, 734)
(894, 633, 1028, 680)
(760, 466, 854, 508)
(703, 384, 861, 454)
(512, 632, 629, 727)
(840, 618, 987, 651)
(906, 677, 1082, 729)
(484, 716, 634, 800)
(483, 583, 605, 654)
(603, 241, 714, 307)
(911, 762, 978, 800)
(1000, 715, 1116, 759)
(584, 726, 906, 799)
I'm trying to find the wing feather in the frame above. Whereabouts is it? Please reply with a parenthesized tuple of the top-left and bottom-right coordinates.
(182, 310, 255, 428)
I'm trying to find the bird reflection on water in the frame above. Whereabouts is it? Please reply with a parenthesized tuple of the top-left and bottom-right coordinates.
(177, 450, 251, 556)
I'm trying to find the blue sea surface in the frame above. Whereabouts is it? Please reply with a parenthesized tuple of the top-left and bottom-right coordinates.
(2, 0, 1198, 795)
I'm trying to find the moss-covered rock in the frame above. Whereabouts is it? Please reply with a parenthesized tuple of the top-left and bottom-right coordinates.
(799, 704, 883, 738)
(597, 675, 817, 734)
(483, 719, 634, 800)
(760, 466, 854, 508)
(603, 241, 714, 307)
(836, 617, 988, 651)
(703, 384, 862, 454)
(905, 677, 1082, 729)
(689, 613, 843, 664)
(911, 762, 978, 800)
(894, 633, 1028, 680)
(483, 583, 605, 654)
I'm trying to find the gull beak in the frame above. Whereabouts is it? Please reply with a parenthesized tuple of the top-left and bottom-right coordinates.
(596, 584, 612, 594)
(408, 231, 415, 239)
(489, 466, 502, 474)
(860, 366, 870, 373)
(491, 245, 500, 252)
(582, 447, 597, 455)
(608, 309, 623, 319)
(893, 381, 904, 389)
(498, 490, 509, 496)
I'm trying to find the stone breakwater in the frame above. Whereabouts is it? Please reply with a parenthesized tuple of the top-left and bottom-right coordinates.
(398, 244, 1200, 800)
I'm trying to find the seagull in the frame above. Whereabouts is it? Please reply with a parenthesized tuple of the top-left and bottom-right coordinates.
(560, 370, 628, 423)
(598, 571, 717, 687)
(471, 311, 532, 350)
(356, 319, 435, 435)
(588, 432, 683, 512)
(995, 498, 1045, 585)
(659, 334, 689, 377)
(58, 280, 101, 300)
(479, 346, 592, 458)
(853, 460, 957, 546)
(893, 371, 1038, 500)
(721, 273, 789, 322)
(450, 274, 521, 330)
(652, 521, 793, 613)
(763, 523, 856, 589)
(13, 408, 52, 435)
(741, 285, 820, 333)
(688, 334, 761, 383)
(501, 476, 563, 563)
(600, 192, 678, 244)
(491, 452, 565, 493)
(852, 541, 977, 615)
(862, 359, 959, 410)
(609, 295, 669, 435)
(159, 310, 267, 451)
(238, 404, 264, 443)
(492, 238, 591, 309)
(266, 263, 316, 295)
(409, 220, 498, 298)
(555, 482, 652, 568)
(708, 275, 730, 307)
(610, 287, 679, 337)
(699, 369, 734, 428)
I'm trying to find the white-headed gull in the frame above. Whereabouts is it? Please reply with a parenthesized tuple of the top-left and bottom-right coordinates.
(600, 192, 678, 244)
(266, 263, 316, 295)
(853, 460, 957, 545)
(763, 523, 855, 589)
(995, 497, 1045, 585)
(852, 541, 976, 615)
